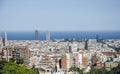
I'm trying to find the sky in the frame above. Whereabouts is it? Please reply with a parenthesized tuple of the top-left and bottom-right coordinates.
(0, 0, 120, 31)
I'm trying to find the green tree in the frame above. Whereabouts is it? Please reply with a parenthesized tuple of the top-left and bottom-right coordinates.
(0, 60, 8, 74)
(9, 58, 15, 62)
(78, 69, 84, 74)
(31, 64, 39, 74)
(0, 60, 36, 74)
(87, 68, 110, 74)
(88, 68, 97, 74)
(3, 62, 36, 74)
(69, 66, 83, 74)
(16, 57, 24, 64)
(110, 62, 120, 74)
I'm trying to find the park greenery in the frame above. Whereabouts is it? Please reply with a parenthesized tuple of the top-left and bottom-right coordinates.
(1, 57, 120, 74)
(0, 58, 37, 74)
(69, 63, 120, 74)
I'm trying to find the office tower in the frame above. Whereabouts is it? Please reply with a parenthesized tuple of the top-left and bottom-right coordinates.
(0, 37, 3, 48)
(35, 30, 39, 40)
(0, 31, 3, 48)
(46, 31, 50, 41)
(4, 32, 7, 46)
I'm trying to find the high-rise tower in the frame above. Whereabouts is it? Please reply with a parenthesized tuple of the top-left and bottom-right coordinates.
(0, 32, 3, 48)
(46, 31, 50, 41)
(4, 32, 7, 46)
(35, 30, 39, 40)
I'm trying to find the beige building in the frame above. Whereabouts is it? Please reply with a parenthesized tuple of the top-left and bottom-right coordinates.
(2, 46, 30, 64)
(105, 62, 118, 71)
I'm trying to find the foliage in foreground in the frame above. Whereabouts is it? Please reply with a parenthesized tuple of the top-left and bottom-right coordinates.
(0, 60, 36, 74)
(69, 63, 120, 74)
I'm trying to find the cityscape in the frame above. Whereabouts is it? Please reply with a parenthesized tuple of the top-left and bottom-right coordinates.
(0, 31, 120, 74)
(0, 0, 120, 74)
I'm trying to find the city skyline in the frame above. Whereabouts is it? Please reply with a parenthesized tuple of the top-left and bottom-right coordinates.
(0, 1, 120, 73)
(0, 0, 120, 31)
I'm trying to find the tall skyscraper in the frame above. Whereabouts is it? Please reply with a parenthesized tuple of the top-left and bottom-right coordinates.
(35, 30, 39, 40)
(46, 31, 50, 41)
(4, 32, 8, 46)
(0, 36, 3, 48)
(0, 29, 3, 48)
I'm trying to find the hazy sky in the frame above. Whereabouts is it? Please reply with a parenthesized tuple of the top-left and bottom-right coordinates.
(0, 0, 120, 31)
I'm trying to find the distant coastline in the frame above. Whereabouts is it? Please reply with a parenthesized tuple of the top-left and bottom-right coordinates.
(1, 31, 120, 40)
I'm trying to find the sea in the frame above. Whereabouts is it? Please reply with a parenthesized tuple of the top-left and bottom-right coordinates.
(1, 31, 120, 40)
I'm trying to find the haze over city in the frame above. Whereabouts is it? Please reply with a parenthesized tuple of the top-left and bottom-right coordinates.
(1, 0, 120, 74)
(0, 0, 120, 31)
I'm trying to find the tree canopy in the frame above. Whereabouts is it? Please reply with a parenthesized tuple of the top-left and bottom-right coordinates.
(69, 63, 120, 74)
(0, 60, 36, 74)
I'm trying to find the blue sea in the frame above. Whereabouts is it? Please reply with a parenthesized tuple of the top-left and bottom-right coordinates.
(1, 31, 120, 40)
